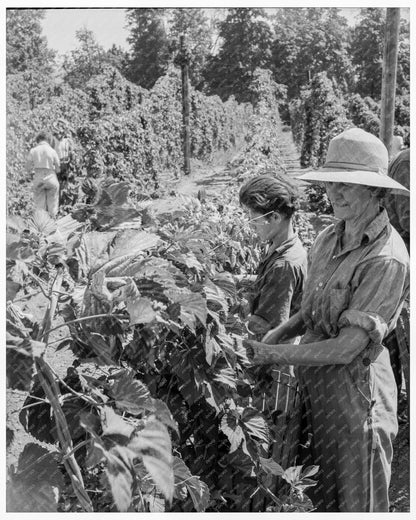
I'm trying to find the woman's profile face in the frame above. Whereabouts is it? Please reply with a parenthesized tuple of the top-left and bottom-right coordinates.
(245, 207, 280, 242)
(325, 182, 375, 220)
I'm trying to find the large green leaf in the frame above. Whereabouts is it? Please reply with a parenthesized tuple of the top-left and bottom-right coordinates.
(6, 279, 21, 302)
(93, 181, 142, 229)
(85, 332, 117, 366)
(6, 215, 27, 234)
(129, 420, 174, 502)
(6, 444, 63, 512)
(6, 334, 44, 391)
(28, 209, 57, 235)
(212, 272, 237, 301)
(204, 336, 221, 365)
(213, 367, 237, 390)
(101, 406, 135, 439)
(204, 280, 229, 314)
(166, 289, 207, 331)
(75, 231, 116, 278)
(54, 214, 84, 241)
(220, 410, 246, 453)
(104, 446, 135, 512)
(173, 457, 210, 512)
(109, 229, 161, 259)
(259, 456, 284, 476)
(241, 407, 269, 444)
(147, 398, 179, 433)
(144, 495, 165, 512)
(174, 251, 204, 272)
(109, 372, 150, 415)
(127, 297, 157, 325)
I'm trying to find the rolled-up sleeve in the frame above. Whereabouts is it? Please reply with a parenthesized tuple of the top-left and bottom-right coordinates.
(338, 258, 409, 343)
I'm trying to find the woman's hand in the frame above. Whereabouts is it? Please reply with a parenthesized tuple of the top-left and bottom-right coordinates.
(262, 326, 282, 344)
(243, 339, 272, 365)
(262, 311, 306, 344)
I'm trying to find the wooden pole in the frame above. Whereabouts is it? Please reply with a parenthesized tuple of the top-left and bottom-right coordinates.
(380, 8, 400, 156)
(180, 34, 191, 176)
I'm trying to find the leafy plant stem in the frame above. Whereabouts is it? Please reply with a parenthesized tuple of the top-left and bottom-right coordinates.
(62, 439, 91, 460)
(39, 266, 64, 345)
(35, 357, 94, 512)
(42, 313, 127, 338)
(26, 270, 51, 301)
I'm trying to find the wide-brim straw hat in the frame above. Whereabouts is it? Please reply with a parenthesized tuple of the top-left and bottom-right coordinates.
(298, 128, 409, 193)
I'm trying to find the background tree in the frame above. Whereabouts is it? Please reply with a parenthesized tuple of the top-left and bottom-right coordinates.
(104, 44, 130, 76)
(203, 8, 273, 103)
(6, 9, 56, 109)
(271, 8, 353, 101)
(350, 8, 410, 103)
(125, 8, 170, 89)
(167, 8, 213, 88)
(6, 8, 55, 75)
(395, 17, 410, 94)
(62, 28, 107, 90)
(349, 8, 386, 99)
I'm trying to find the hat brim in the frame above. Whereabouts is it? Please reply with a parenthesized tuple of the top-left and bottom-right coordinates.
(297, 169, 409, 194)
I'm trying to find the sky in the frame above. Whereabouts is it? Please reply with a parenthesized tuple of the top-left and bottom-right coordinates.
(42, 8, 130, 56)
(39, 6, 366, 57)
(37, 5, 411, 58)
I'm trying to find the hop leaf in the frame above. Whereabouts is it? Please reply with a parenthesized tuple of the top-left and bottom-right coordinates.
(173, 457, 210, 511)
(220, 410, 246, 453)
(7, 444, 63, 512)
(128, 420, 174, 502)
(109, 372, 151, 415)
(127, 297, 157, 325)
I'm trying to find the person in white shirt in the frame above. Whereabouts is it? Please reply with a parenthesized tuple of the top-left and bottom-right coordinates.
(26, 131, 60, 217)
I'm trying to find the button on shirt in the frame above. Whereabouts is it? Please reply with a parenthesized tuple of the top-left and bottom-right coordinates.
(301, 208, 409, 344)
(27, 141, 60, 172)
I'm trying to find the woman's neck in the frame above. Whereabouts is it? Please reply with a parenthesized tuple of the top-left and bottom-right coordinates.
(271, 220, 295, 248)
(342, 204, 380, 248)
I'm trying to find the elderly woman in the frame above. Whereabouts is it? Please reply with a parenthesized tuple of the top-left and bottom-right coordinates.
(244, 128, 409, 512)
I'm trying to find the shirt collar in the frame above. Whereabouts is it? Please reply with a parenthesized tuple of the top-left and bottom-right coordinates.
(265, 233, 298, 259)
(334, 208, 389, 250)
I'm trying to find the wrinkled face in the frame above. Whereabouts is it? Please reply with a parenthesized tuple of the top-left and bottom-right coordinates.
(245, 207, 281, 242)
(325, 182, 376, 220)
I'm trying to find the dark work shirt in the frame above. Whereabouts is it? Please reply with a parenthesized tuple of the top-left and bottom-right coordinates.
(384, 148, 410, 252)
(250, 234, 307, 331)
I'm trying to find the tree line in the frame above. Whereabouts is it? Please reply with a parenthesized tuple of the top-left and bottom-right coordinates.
(6, 7, 410, 167)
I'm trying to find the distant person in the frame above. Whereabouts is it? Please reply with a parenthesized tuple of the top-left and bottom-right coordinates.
(26, 131, 60, 217)
(383, 147, 410, 406)
(52, 118, 74, 182)
(384, 147, 410, 252)
(390, 135, 404, 159)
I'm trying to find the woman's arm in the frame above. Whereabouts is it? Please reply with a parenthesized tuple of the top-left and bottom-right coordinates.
(245, 326, 370, 366)
(261, 310, 306, 344)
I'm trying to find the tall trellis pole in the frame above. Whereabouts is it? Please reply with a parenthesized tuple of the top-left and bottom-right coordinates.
(380, 8, 401, 156)
(180, 34, 191, 176)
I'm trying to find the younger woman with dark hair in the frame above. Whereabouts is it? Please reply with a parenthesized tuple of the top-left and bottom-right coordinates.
(238, 174, 308, 506)
(239, 174, 307, 337)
